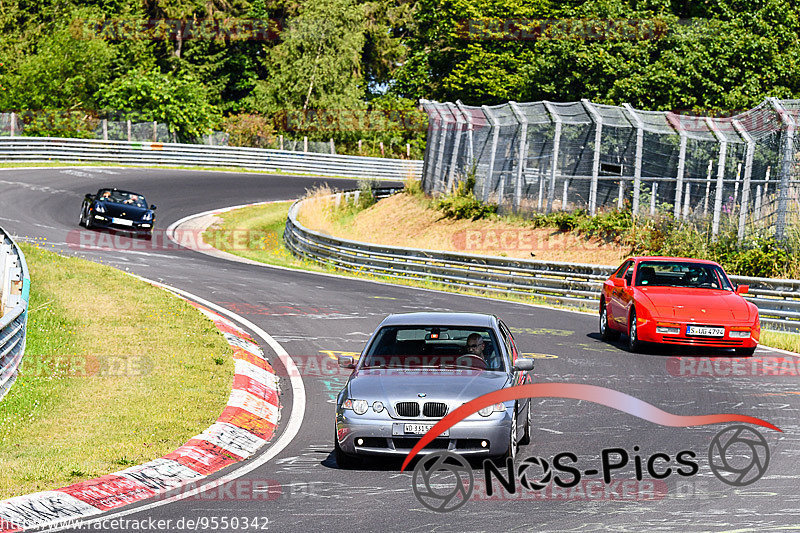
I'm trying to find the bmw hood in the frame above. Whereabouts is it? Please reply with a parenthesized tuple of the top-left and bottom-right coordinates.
(638, 287, 752, 321)
(347, 369, 511, 414)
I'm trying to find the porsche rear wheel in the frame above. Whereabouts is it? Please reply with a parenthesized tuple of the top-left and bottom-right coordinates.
(627, 308, 642, 353)
(600, 301, 620, 342)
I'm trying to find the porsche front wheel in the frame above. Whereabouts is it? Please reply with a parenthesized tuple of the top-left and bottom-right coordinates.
(627, 308, 642, 353)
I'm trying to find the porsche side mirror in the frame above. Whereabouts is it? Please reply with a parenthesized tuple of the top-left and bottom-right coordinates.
(85, 193, 93, 200)
(513, 359, 534, 372)
(338, 355, 355, 369)
(612, 278, 624, 288)
(736, 284, 749, 295)
(150, 204, 157, 210)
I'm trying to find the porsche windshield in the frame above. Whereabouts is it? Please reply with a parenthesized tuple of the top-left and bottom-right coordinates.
(362, 326, 505, 371)
(635, 261, 734, 290)
(97, 190, 148, 209)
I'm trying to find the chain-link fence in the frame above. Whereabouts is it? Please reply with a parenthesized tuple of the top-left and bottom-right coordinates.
(421, 98, 800, 242)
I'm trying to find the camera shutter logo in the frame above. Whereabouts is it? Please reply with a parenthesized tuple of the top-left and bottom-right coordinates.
(411, 451, 473, 512)
(708, 425, 770, 486)
(518, 456, 552, 490)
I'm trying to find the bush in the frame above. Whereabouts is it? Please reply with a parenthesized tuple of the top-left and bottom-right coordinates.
(436, 172, 498, 220)
(223, 114, 276, 149)
(19, 110, 98, 138)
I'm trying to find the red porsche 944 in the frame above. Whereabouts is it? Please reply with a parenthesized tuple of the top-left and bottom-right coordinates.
(599, 257, 760, 355)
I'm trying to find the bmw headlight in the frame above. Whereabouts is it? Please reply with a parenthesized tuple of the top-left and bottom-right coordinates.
(342, 399, 369, 415)
(94, 203, 106, 213)
(478, 403, 506, 417)
(142, 211, 154, 221)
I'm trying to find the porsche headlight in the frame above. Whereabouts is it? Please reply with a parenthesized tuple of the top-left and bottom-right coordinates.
(94, 204, 106, 213)
(478, 403, 506, 417)
(142, 211, 154, 221)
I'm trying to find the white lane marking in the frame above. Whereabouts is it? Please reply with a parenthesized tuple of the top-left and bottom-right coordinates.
(539, 428, 563, 434)
(40, 276, 306, 532)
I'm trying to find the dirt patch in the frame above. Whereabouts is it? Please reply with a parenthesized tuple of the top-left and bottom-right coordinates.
(303, 193, 628, 265)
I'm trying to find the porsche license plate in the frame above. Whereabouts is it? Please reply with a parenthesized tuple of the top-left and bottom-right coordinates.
(687, 325, 724, 337)
(112, 217, 133, 227)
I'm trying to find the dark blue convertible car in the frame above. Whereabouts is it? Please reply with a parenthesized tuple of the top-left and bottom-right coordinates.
(80, 188, 157, 239)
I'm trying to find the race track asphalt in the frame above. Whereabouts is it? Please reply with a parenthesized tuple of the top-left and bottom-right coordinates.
(0, 167, 798, 532)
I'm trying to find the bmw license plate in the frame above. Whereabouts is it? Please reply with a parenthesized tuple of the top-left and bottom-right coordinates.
(394, 423, 448, 437)
(112, 217, 133, 227)
(687, 325, 724, 337)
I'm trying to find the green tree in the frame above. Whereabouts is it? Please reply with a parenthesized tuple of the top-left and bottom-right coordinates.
(97, 69, 220, 139)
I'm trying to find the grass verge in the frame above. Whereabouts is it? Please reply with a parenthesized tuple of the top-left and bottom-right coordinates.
(0, 243, 234, 499)
(203, 199, 800, 354)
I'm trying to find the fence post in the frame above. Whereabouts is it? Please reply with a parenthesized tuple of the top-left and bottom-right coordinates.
(704, 160, 713, 215)
(581, 99, 602, 216)
(456, 100, 475, 165)
(433, 104, 449, 194)
(623, 104, 644, 215)
(102, 119, 108, 141)
(330, 138, 335, 154)
(303, 136, 308, 152)
(127, 119, 132, 142)
(733, 119, 754, 241)
(482, 105, 500, 202)
(665, 113, 686, 219)
(650, 182, 658, 215)
(153, 121, 158, 142)
(543, 101, 562, 214)
(769, 97, 796, 241)
(406, 143, 411, 158)
(705, 117, 727, 240)
(280, 134, 284, 150)
(446, 102, 465, 193)
(509, 101, 528, 212)
(683, 182, 691, 218)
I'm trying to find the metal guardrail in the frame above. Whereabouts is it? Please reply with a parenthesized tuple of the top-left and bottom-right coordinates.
(284, 190, 800, 332)
(0, 226, 30, 401)
(0, 137, 423, 181)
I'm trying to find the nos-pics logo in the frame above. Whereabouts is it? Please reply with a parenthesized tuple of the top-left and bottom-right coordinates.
(411, 425, 771, 513)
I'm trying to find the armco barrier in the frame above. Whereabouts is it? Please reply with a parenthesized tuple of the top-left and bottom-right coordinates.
(0, 225, 30, 401)
(0, 137, 422, 181)
(284, 190, 800, 332)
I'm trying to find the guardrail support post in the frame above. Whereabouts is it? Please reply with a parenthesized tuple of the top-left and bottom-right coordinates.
(543, 101, 562, 213)
(623, 104, 644, 215)
(482, 105, 500, 203)
(769, 97, 796, 241)
(581, 99, 602, 216)
(509, 101, 528, 212)
(733, 119, 755, 242)
(705, 117, 728, 240)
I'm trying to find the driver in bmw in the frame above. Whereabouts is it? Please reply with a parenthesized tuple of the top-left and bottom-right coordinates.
(465, 333, 500, 369)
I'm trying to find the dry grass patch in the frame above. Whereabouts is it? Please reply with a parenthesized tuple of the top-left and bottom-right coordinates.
(299, 192, 627, 265)
(0, 243, 234, 498)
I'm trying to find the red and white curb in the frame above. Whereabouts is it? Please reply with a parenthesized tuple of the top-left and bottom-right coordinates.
(0, 294, 280, 532)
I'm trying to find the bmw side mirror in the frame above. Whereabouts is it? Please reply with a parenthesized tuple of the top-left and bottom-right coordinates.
(513, 359, 534, 372)
(736, 284, 749, 295)
(150, 204, 157, 210)
(338, 355, 355, 369)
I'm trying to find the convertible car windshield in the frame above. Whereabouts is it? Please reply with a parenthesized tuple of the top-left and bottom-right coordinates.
(97, 189, 148, 209)
(635, 261, 734, 290)
(362, 326, 504, 371)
